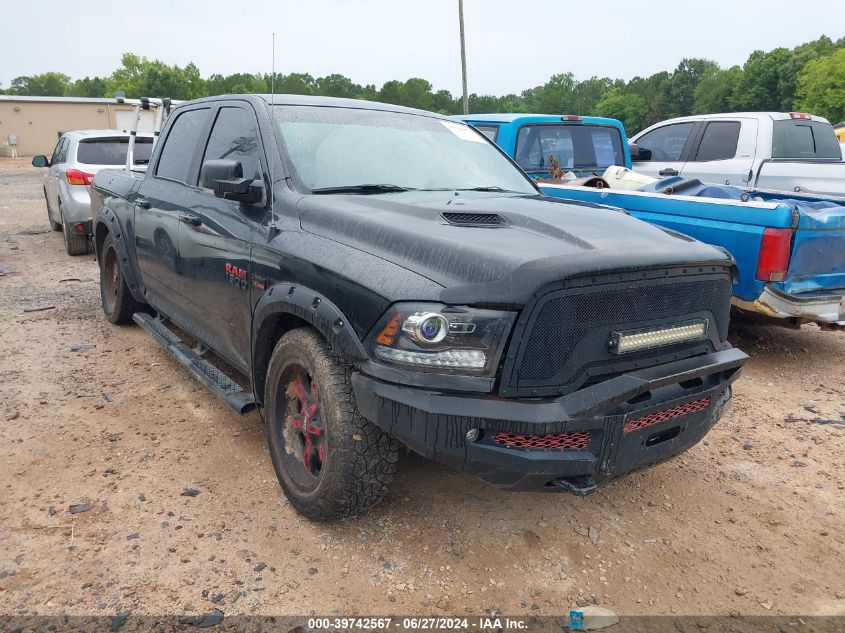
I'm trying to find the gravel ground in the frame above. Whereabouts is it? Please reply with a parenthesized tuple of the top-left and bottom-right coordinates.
(0, 158, 843, 619)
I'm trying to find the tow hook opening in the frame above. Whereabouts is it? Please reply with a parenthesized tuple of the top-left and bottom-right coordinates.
(548, 475, 598, 496)
(645, 425, 681, 447)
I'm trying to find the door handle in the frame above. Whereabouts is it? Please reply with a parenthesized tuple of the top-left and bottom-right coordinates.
(658, 168, 679, 177)
(136, 198, 151, 209)
(179, 213, 202, 227)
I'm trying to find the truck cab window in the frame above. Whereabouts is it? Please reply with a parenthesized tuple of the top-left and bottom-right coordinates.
(772, 120, 842, 159)
(156, 108, 211, 183)
(694, 121, 741, 161)
(514, 125, 624, 172)
(473, 125, 500, 142)
(636, 122, 695, 161)
(202, 107, 262, 181)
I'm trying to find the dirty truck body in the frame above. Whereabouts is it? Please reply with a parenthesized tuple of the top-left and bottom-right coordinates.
(91, 95, 746, 519)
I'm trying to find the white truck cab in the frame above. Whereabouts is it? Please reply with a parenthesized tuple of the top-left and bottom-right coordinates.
(631, 112, 845, 195)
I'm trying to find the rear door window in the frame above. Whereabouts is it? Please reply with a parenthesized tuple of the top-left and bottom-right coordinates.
(636, 122, 696, 161)
(693, 121, 741, 161)
(514, 124, 625, 171)
(156, 108, 211, 183)
(201, 106, 262, 181)
(772, 120, 842, 159)
(76, 138, 154, 165)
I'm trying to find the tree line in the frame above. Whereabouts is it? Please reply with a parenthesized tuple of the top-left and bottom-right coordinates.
(3, 36, 844, 134)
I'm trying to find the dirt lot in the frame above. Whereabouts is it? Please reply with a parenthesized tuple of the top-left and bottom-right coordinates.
(0, 158, 843, 619)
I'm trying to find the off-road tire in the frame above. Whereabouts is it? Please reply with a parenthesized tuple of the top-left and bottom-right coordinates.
(265, 327, 399, 520)
(45, 189, 61, 231)
(60, 204, 88, 255)
(99, 232, 144, 324)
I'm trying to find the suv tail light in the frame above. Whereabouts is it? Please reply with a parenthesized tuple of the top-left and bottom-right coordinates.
(756, 228, 792, 282)
(789, 112, 811, 120)
(66, 169, 94, 186)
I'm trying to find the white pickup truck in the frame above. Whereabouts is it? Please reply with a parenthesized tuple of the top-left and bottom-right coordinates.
(630, 112, 845, 196)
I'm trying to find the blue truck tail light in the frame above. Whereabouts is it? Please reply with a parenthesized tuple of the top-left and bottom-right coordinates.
(756, 228, 793, 282)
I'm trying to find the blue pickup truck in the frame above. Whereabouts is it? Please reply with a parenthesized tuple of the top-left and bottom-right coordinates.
(458, 114, 845, 329)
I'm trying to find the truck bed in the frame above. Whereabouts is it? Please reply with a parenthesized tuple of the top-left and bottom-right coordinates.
(755, 159, 845, 197)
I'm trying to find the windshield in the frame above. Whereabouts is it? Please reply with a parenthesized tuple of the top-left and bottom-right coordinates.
(273, 105, 538, 194)
(515, 124, 625, 172)
(77, 137, 153, 165)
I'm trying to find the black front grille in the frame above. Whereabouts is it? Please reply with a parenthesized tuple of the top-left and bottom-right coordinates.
(500, 271, 732, 397)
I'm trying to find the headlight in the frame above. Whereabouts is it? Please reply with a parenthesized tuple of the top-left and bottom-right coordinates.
(367, 303, 516, 375)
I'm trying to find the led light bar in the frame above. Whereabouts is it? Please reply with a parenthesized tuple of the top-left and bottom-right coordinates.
(374, 345, 486, 369)
(609, 320, 708, 354)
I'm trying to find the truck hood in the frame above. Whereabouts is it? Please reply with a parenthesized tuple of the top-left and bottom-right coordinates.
(298, 191, 733, 306)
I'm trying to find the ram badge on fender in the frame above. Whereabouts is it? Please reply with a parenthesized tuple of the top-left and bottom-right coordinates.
(89, 94, 747, 520)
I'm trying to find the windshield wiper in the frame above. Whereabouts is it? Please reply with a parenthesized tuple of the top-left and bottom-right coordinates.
(311, 184, 415, 195)
(454, 186, 522, 193)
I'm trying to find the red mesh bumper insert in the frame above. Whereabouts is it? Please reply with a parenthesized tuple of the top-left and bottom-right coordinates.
(493, 431, 590, 451)
(623, 397, 711, 434)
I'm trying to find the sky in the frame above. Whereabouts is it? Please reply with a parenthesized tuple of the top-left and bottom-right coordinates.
(1, 0, 844, 95)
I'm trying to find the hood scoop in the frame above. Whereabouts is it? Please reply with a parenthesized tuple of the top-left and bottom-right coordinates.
(442, 211, 507, 226)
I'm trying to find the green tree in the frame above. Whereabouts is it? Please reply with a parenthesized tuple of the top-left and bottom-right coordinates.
(377, 80, 405, 105)
(206, 73, 264, 95)
(107, 53, 206, 99)
(8, 72, 71, 96)
(67, 76, 109, 98)
(664, 58, 720, 118)
(730, 48, 792, 110)
(594, 87, 649, 134)
(536, 72, 577, 113)
(795, 48, 845, 123)
(315, 74, 361, 98)
(468, 93, 499, 113)
(693, 66, 742, 113)
(401, 78, 434, 110)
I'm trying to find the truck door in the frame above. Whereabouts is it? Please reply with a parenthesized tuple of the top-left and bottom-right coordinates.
(631, 121, 697, 179)
(175, 104, 268, 373)
(134, 106, 212, 312)
(680, 119, 757, 186)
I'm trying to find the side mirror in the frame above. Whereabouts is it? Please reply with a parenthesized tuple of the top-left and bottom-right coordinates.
(200, 159, 264, 205)
(628, 143, 652, 162)
(31, 155, 49, 168)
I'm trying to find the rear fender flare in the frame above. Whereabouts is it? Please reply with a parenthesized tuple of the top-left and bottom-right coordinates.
(251, 283, 368, 404)
(93, 207, 145, 303)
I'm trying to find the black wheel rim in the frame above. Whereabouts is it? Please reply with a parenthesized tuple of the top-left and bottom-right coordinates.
(102, 246, 120, 313)
(276, 364, 325, 489)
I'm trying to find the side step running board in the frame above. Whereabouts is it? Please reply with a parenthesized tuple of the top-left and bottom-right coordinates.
(133, 312, 256, 415)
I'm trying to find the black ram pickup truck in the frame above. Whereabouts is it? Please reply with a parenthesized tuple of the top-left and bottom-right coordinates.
(90, 95, 747, 520)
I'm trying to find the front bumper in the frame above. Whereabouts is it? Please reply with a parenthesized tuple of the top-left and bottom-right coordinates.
(353, 348, 746, 491)
(733, 285, 845, 326)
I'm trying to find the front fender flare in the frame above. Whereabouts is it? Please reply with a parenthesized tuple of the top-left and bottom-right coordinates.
(251, 283, 368, 403)
(94, 207, 146, 304)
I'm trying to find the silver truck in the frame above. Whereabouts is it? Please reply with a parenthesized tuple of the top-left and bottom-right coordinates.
(630, 112, 845, 196)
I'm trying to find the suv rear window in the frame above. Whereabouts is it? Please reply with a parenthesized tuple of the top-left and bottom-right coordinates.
(515, 124, 625, 172)
(77, 138, 153, 165)
(772, 120, 841, 159)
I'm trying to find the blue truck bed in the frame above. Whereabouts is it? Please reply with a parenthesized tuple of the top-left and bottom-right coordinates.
(457, 114, 845, 327)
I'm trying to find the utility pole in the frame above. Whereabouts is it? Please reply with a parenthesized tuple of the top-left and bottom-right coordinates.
(458, 0, 469, 115)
